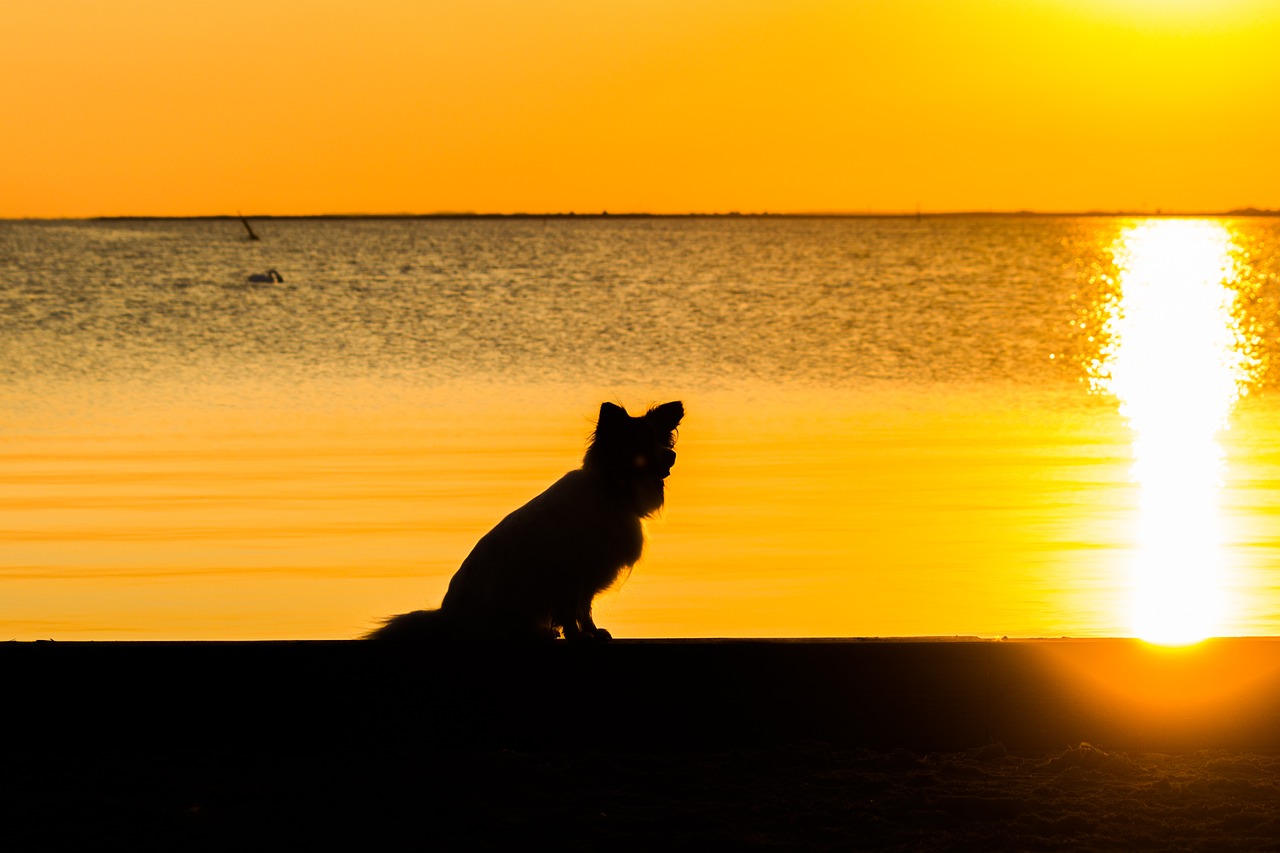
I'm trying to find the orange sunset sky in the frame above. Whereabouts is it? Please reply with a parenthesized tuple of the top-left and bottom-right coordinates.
(4, 0, 1279, 219)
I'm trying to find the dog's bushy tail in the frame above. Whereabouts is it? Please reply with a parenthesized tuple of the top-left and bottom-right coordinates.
(365, 609, 450, 641)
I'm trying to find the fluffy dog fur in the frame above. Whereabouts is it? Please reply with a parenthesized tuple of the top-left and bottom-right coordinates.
(369, 401, 683, 642)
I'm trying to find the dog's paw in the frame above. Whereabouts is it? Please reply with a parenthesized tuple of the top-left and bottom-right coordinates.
(565, 626, 611, 642)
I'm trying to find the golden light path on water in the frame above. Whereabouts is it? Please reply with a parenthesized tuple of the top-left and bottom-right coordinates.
(1093, 220, 1256, 645)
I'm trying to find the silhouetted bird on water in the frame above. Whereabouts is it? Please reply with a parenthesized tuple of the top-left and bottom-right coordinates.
(246, 269, 284, 283)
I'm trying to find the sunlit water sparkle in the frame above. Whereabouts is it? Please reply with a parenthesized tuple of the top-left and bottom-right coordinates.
(1091, 220, 1260, 644)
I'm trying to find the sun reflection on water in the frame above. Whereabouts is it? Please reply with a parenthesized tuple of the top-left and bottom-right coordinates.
(1091, 220, 1257, 645)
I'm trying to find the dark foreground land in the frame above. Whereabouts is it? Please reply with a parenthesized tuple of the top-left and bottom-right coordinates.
(6, 638, 1280, 850)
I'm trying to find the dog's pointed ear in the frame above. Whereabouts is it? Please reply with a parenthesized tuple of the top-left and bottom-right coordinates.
(597, 402, 629, 432)
(646, 401, 684, 432)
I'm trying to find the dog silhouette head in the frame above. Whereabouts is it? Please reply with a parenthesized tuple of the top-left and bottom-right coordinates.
(584, 401, 684, 516)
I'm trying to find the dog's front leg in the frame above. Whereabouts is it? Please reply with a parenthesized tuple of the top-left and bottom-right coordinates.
(559, 616, 584, 641)
(576, 596, 611, 642)
(553, 602, 584, 641)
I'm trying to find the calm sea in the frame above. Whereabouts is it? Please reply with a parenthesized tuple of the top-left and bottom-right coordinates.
(3, 215, 1280, 640)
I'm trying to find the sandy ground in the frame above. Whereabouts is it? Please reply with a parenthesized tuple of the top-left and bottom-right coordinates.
(9, 743, 1280, 850)
(9, 640, 1280, 850)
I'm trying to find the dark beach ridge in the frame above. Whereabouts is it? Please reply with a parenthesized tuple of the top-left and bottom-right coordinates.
(7, 638, 1280, 849)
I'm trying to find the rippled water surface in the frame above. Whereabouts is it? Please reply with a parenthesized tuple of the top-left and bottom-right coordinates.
(4, 216, 1280, 639)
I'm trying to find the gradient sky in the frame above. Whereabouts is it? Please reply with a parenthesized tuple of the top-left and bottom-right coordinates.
(4, 0, 1279, 218)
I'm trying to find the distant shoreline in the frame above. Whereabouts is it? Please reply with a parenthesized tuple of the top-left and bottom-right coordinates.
(3, 208, 1279, 223)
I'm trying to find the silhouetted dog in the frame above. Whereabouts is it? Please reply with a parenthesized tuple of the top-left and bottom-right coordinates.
(369, 401, 683, 642)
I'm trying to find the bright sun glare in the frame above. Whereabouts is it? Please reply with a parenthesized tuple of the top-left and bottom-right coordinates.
(1093, 220, 1253, 645)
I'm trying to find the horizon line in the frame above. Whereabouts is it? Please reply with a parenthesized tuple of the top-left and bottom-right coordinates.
(4, 207, 1280, 222)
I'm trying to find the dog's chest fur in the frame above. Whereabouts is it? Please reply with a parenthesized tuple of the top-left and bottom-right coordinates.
(443, 469, 644, 610)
